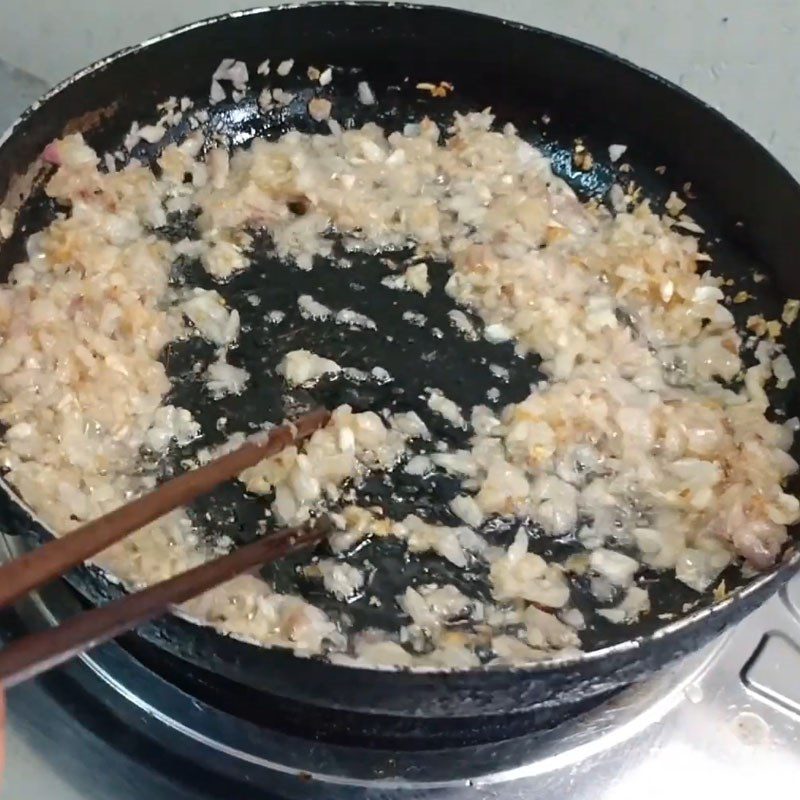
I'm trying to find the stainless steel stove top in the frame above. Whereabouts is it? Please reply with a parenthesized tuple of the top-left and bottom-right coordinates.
(492, 581, 800, 800)
(4, 567, 800, 800)
(1, 57, 800, 800)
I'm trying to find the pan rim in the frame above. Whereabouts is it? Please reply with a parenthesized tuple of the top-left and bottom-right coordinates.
(0, 0, 798, 677)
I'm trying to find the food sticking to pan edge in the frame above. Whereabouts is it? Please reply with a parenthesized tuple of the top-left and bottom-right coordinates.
(0, 57, 797, 670)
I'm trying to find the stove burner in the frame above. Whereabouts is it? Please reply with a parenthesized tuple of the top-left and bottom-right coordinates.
(3, 527, 800, 800)
(119, 632, 622, 750)
(0, 566, 719, 786)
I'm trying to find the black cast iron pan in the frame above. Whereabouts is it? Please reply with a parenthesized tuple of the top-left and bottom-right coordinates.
(0, 3, 798, 731)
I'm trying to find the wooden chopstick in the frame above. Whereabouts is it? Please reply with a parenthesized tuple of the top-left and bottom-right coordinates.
(0, 518, 329, 687)
(0, 407, 330, 610)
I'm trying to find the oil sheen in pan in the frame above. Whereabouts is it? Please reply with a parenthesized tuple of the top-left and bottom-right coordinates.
(141, 67, 792, 654)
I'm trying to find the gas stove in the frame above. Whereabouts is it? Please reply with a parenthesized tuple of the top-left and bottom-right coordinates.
(3, 543, 800, 800)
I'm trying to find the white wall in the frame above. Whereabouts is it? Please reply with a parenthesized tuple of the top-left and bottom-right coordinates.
(1, 0, 799, 176)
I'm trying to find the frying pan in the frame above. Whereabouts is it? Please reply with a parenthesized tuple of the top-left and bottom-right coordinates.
(0, 3, 799, 737)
